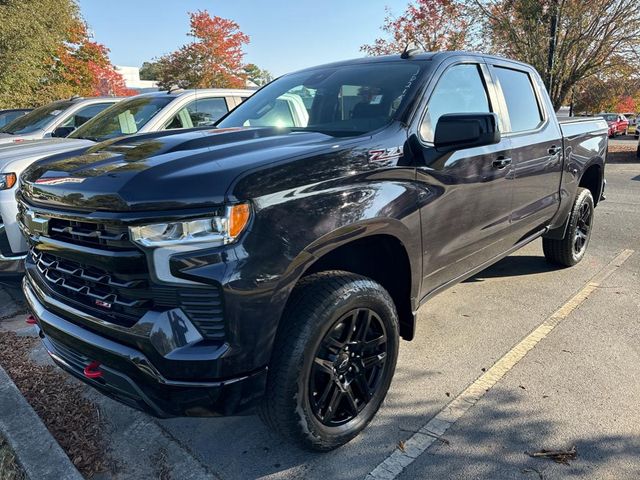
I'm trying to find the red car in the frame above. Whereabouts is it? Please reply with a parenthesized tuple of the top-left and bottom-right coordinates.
(602, 113, 629, 137)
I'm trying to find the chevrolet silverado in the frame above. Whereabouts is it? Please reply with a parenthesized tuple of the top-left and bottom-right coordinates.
(18, 52, 608, 450)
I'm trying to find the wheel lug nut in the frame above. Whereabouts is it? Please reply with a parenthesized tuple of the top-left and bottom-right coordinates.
(339, 375, 344, 380)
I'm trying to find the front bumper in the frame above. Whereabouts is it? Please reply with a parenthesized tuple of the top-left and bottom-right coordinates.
(0, 224, 25, 274)
(23, 277, 268, 417)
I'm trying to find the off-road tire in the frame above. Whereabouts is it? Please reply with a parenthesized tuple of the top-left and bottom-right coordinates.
(258, 271, 400, 451)
(543, 187, 594, 267)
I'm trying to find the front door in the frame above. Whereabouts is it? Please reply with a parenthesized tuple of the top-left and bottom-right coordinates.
(412, 60, 516, 299)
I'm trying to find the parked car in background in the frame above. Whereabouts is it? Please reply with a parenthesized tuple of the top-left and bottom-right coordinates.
(0, 109, 32, 128)
(600, 113, 629, 137)
(0, 97, 124, 144)
(0, 88, 253, 273)
(17, 52, 608, 450)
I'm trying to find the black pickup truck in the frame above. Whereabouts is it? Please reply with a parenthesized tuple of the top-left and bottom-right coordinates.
(18, 52, 608, 450)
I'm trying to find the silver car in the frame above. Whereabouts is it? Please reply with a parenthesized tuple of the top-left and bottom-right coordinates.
(0, 88, 253, 273)
(0, 97, 123, 144)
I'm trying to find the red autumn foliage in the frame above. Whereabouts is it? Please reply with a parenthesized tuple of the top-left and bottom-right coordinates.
(156, 10, 249, 89)
(615, 95, 637, 113)
(361, 0, 469, 56)
(52, 22, 136, 98)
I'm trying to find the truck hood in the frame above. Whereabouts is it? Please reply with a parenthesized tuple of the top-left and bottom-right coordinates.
(21, 127, 361, 212)
(0, 138, 94, 173)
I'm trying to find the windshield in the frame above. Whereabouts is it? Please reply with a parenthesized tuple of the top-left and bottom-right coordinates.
(0, 101, 73, 135)
(70, 96, 174, 141)
(218, 62, 423, 136)
(602, 114, 617, 122)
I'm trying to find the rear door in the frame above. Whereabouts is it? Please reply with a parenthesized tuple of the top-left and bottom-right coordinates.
(488, 60, 563, 238)
(413, 58, 516, 297)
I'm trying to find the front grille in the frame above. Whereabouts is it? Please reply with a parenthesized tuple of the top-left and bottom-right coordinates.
(31, 250, 226, 340)
(32, 250, 150, 327)
(48, 218, 131, 250)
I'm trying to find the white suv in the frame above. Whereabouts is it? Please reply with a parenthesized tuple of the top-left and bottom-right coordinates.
(0, 89, 253, 273)
(0, 97, 122, 144)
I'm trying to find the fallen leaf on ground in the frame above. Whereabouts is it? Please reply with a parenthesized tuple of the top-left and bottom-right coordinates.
(397, 440, 406, 452)
(526, 446, 577, 465)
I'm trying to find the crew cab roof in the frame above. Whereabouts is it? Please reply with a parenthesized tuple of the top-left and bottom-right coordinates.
(292, 51, 537, 74)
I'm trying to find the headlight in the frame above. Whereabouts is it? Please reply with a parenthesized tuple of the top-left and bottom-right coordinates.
(129, 203, 251, 247)
(0, 173, 17, 190)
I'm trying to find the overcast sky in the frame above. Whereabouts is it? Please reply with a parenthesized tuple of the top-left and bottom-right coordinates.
(78, 0, 409, 76)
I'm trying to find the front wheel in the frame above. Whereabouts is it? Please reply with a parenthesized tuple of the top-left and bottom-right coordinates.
(259, 271, 399, 451)
(543, 187, 594, 267)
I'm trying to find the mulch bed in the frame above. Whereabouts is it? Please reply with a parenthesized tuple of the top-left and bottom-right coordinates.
(0, 436, 25, 480)
(607, 143, 638, 163)
(0, 332, 107, 478)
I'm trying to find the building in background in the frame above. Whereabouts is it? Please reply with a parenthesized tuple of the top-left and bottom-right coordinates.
(115, 66, 159, 93)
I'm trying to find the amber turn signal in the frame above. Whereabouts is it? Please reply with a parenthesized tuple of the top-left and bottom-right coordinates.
(228, 203, 251, 238)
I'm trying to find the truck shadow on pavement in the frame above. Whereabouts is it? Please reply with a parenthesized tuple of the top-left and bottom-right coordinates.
(464, 255, 557, 282)
(157, 387, 640, 479)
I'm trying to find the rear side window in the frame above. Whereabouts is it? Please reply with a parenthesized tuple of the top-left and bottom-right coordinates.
(189, 97, 229, 126)
(420, 63, 491, 142)
(494, 67, 543, 132)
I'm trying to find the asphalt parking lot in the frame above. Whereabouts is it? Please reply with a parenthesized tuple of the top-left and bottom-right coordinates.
(1, 163, 639, 479)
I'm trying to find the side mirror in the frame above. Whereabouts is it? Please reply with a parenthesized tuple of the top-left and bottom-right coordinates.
(51, 126, 75, 138)
(434, 113, 500, 153)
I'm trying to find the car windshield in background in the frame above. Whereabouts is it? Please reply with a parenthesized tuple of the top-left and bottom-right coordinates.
(70, 96, 174, 142)
(217, 62, 423, 137)
(602, 114, 617, 122)
(0, 101, 73, 135)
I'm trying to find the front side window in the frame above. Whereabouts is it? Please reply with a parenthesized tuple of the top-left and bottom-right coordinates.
(494, 66, 543, 133)
(218, 62, 423, 136)
(70, 96, 173, 142)
(61, 103, 115, 128)
(0, 101, 73, 135)
(420, 64, 491, 142)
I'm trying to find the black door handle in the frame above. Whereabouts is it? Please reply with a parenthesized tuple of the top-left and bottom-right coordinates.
(548, 145, 561, 155)
(492, 157, 512, 169)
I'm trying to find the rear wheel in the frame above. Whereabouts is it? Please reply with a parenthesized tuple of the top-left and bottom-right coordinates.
(259, 271, 399, 451)
(543, 187, 594, 267)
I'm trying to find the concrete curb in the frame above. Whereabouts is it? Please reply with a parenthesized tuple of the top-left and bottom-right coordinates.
(0, 364, 84, 480)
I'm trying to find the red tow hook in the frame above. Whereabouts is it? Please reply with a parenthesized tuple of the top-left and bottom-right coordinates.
(25, 315, 37, 325)
(83, 361, 103, 379)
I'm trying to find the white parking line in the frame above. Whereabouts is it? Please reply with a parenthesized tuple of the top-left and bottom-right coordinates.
(365, 249, 635, 480)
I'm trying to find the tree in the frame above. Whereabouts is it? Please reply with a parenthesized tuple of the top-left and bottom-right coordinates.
(473, 0, 640, 109)
(155, 10, 249, 90)
(616, 96, 637, 113)
(0, 0, 133, 108)
(244, 63, 273, 86)
(361, 0, 470, 56)
(140, 61, 162, 81)
(0, 0, 79, 107)
(572, 69, 639, 113)
(51, 22, 136, 98)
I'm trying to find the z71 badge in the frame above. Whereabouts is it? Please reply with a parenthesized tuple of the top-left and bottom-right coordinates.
(368, 146, 404, 162)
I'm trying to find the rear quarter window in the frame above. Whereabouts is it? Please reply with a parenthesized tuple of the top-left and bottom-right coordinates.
(494, 66, 543, 133)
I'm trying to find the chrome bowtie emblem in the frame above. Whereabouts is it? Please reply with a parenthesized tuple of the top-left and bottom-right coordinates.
(24, 210, 49, 235)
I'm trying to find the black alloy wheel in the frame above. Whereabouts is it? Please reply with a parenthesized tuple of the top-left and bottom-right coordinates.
(309, 308, 388, 427)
